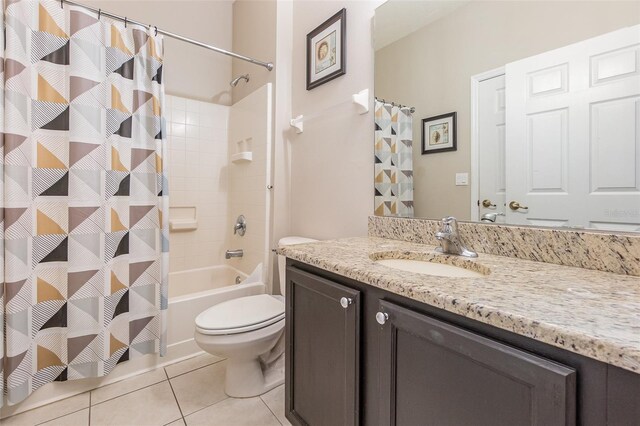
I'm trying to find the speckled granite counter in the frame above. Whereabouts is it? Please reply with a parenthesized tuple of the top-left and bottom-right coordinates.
(278, 237, 640, 374)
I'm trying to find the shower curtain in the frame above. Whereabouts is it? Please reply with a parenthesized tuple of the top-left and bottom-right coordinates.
(1, 0, 169, 406)
(374, 99, 414, 217)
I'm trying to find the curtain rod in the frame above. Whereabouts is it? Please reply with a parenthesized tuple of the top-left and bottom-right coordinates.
(61, 0, 274, 71)
(375, 96, 415, 113)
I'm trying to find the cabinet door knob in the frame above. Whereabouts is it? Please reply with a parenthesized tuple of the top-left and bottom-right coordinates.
(376, 312, 389, 325)
(340, 297, 353, 309)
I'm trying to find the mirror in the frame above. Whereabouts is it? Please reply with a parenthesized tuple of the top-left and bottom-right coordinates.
(374, 0, 640, 232)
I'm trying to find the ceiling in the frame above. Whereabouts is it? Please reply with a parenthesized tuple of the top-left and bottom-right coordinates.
(374, 0, 469, 51)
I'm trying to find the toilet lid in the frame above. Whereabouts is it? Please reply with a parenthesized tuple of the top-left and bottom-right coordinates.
(195, 294, 285, 335)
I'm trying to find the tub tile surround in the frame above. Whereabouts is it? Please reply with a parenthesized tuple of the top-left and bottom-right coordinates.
(2, 354, 289, 426)
(369, 216, 640, 276)
(278, 237, 640, 373)
(167, 95, 231, 273)
(225, 84, 272, 279)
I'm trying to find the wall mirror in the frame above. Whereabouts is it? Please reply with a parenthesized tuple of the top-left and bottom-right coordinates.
(374, 0, 640, 232)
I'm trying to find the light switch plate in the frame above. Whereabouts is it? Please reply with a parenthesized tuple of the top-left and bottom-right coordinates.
(455, 173, 469, 186)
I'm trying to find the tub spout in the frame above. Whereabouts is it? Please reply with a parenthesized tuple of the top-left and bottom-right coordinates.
(225, 249, 243, 259)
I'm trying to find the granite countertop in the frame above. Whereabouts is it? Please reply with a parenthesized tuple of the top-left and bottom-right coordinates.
(278, 237, 640, 374)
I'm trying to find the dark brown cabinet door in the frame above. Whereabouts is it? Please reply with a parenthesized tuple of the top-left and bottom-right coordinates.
(285, 266, 361, 426)
(377, 300, 577, 426)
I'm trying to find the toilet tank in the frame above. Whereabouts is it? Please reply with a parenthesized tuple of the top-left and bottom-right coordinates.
(277, 237, 318, 296)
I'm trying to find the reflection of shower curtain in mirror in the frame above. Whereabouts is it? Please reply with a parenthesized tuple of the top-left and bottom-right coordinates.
(374, 100, 413, 217)
(1, 0, 169, 406)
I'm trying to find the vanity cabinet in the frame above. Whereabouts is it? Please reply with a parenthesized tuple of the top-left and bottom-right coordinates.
(285, 261, 640, 426)
(285, 267, 361, 426)
(377, 300, 575, 425)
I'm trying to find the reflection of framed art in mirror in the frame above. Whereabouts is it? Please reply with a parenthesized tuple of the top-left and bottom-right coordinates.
(421, 112, 456, 154)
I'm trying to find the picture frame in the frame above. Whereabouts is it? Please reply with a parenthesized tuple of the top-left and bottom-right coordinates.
(306, 8, 346, 90)
(421, 112, 457, 154)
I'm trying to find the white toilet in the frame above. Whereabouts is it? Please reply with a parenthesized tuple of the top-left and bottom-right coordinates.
(194, 236, 317, 398)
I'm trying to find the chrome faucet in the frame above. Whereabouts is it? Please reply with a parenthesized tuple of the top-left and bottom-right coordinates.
(481, 212, 505, 223)
(435, 216, 478, 258)
(225, 249, 243, 259)
(233, 215, 246, 236)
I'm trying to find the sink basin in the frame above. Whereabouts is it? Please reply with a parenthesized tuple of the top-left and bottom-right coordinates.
(371, 252, 490, 278)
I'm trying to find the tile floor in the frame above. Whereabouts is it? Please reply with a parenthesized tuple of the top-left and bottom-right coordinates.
(2, 354, 291, 426)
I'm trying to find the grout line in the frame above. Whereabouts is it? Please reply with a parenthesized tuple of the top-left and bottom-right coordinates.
(90, 377, 168, 407)
(165, 368, 186, 421)
(31, 392, 91, 426)
(259, 396, 284, 426)
(165, 357, 225, 380)
(89, 357, 223, 408)
(32, 407, 88, 426)
(22, 357, 223, 426)
(178, 394, 230, 420)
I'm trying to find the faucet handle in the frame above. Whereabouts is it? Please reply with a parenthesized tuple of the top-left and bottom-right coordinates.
(440, 216, 458, 232)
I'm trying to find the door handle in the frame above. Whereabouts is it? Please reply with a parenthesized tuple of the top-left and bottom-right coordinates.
(509, 201, 529, 211)
(481, 199, 496, 208)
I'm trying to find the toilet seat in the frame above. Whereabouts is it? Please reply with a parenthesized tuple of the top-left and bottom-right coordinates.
(195, 294, 285, 335)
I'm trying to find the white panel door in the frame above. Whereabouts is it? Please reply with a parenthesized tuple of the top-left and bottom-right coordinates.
(506, 25, 640, 230)
(478, 74, 507, 223)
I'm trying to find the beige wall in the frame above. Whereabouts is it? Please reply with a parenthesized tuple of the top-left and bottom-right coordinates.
(231, 0, 277, 103)
(87, 1, 233, 104)
(375, 1, 640, 220)
(288, 0, 382, 240)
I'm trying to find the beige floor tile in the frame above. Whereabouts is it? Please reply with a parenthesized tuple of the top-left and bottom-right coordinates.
(91, 368, 167, 405)
(1, 393, 90, 426)
(90, 382, 181, 426)
(260, 385, 290, 426)
(169, 361, 228, 416)
(184, 397, 281, 426)
(165, 353, 223, 379)
(38, 408, 89, 426)
(164, 419, 186, 426)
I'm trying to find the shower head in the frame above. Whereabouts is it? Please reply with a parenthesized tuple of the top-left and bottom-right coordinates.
(230, 74, 250, 87)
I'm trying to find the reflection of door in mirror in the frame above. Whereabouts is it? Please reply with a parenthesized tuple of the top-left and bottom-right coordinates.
(506, 25, 640, 231)
(476, 73, 506, 223)
(374, 0, 640, 232)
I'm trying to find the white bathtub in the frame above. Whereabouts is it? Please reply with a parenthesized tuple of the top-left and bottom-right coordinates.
(167, 264, 266, 346)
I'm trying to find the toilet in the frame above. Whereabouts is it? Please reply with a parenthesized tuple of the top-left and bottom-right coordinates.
(194, 236, 318, 398)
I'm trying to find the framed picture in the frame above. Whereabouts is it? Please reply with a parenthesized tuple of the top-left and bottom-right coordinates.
(306, 8, 346, 90)
(421, 112, 457, 154)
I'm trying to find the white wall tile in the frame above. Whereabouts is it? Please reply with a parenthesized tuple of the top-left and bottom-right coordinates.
(186, 124, 199, 138)
(172, 97, 186, 111)
(186, 111, 200, 126)
(172, 123, 186, 138)
(186, 99, 201, 113)
(169, 96, 231, 273)
(171, 109, 186, 124)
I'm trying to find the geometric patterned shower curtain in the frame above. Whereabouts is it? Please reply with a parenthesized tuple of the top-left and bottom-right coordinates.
(2, 0, 169, 406)
(374, 99, 414, 217)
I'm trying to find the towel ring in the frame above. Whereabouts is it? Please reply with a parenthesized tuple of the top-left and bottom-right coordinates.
(124, 17, 127, 28)
(97, 9, 101, 20)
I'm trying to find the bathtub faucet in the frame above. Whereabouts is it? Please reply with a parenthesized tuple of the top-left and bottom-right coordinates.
(225, 249, 244, 259)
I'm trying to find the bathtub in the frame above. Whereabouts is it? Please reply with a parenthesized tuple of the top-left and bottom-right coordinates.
(167, 264, 266, 347)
